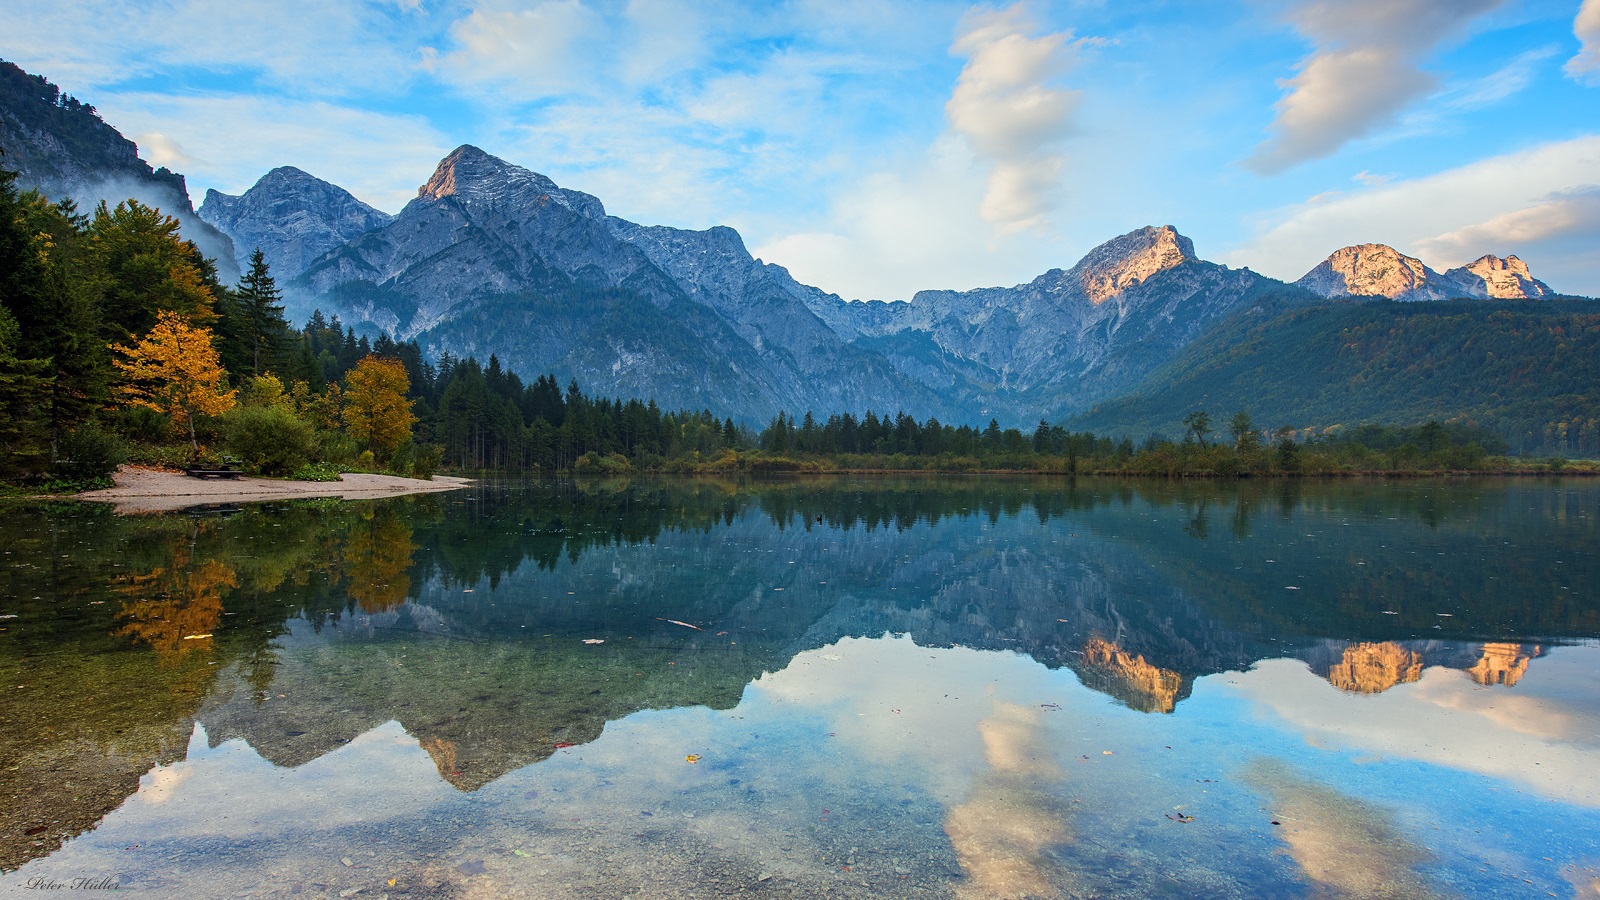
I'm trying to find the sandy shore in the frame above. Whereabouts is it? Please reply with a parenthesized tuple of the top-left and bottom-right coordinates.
(75, 466, 472, 513)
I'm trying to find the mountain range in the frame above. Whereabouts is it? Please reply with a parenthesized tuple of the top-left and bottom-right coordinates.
(1, 57, 1588, 435)
(194, 144, 1572, 424)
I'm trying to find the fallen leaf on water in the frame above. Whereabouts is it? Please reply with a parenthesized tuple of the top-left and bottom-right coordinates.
(656, 618, 704, 631)
(512, 849, 531, 857)
(582, 638, 605, 644)
(341, 857, 354, 867)
(1166, 813, 1194, 823)
(685, 754, 702, 764)
(387, 878, 397, 886)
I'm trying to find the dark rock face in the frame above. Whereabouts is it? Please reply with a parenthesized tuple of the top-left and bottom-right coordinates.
(0, 59, 238, 280)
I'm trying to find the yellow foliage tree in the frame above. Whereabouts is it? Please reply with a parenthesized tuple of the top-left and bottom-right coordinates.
(343, 355, 415, 459)
(112, 310, 237, 450)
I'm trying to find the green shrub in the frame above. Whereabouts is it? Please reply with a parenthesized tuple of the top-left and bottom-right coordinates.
(573, 451, 634, 474)
(289, 462, 343, 482)
(53, 421, 128, 482)
(413, 444, 444, 480)
(318, 431, 359, 467)
(224, 405, 316, 475)
(110, 406, 171, 444)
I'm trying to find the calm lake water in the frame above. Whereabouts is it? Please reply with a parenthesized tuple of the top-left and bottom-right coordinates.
(2, 476, 1598, 898)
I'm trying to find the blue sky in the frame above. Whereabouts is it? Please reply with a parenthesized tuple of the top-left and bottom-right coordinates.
(6, 0, 1599, 297)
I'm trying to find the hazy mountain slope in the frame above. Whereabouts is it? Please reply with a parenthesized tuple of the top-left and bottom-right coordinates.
(1072, 297, 1600, 447)
(0, 59, 238, 279)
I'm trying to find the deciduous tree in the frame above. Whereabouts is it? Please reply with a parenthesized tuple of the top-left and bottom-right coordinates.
(342, 355, 415, 459)
(111, 310, 236, 450)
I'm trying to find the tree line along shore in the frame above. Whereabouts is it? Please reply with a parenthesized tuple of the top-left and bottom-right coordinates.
(1, 168, 1591, 496)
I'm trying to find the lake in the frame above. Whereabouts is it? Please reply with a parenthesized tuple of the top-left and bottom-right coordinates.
(2, 476, 1598, 898)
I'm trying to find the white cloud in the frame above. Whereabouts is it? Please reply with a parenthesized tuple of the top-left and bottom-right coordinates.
(434, 1, 602, 98)
(99, 93, 452, 212)
(946, 4, 1083, 232)
(135, 132, 200, 171)
(1246, 0, 1503, 174)
(1225, 135, 1600, 294)
(752, 136, 1097, 300)
(1571, 0, 1600, 83)
(1416, 187, 1600, 257)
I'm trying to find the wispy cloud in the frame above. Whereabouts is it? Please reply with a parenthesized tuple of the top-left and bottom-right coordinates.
(1246, 0, 1503, 174)
(426, 1, 602, 98)
(1416, 186, 1600, 262)
(1570, 0, 1600, 84)
(5, 0, 431, 98)
(1227, 135, 1600, 294)
(945, 4, 1086, 233)
(1447, 45, 1559, 108)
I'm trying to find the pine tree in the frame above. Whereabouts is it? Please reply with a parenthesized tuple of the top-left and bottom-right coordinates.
(233, 249, 290, 377)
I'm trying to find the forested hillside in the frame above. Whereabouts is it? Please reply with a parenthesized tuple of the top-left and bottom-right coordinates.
(1075, 298, 1600, 455)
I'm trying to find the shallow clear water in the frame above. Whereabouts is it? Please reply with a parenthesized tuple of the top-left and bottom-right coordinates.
(2, 476, 1598, 897)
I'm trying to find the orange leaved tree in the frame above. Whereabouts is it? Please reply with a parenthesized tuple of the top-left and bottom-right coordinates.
(342, 355, 416, 460)
(111, 310, 237, 451)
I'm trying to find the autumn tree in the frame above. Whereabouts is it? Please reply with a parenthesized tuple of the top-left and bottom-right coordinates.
(342, 354, 415, 459)
(111, 310, 236, 450)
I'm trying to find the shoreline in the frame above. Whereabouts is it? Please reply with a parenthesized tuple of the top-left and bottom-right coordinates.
(73, 466, 473, 514)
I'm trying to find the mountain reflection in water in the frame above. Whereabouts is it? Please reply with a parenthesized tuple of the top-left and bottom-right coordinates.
(1, 475, 1598, 897)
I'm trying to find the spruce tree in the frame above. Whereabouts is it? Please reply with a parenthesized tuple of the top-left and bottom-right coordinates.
(235, 249, 289, 376)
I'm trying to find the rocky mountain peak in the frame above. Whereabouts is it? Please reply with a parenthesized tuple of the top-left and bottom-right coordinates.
(1296, 243, 1440, 299)
(1449, 254, 1553, 299)
(417, 145, 495, 202)
(416, 144, 605, 220)
(198, 163, 393, 279)
(1071, 225, 1198, 303)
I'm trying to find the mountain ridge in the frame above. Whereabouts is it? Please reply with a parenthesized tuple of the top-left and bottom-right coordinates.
(205, 144, 1573, 424)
